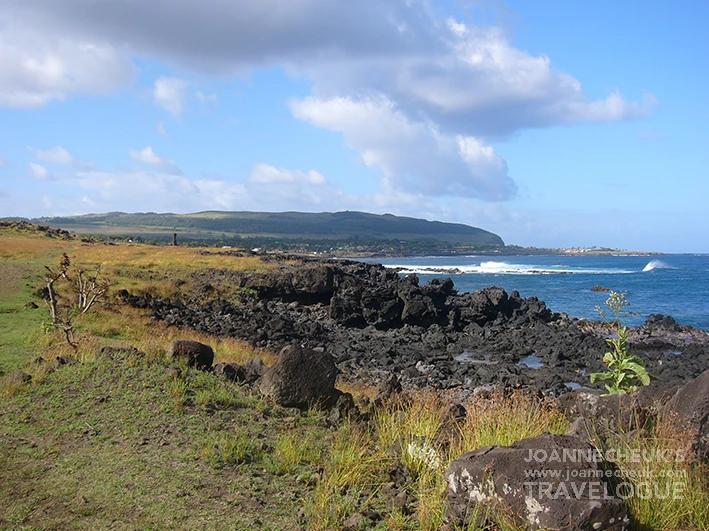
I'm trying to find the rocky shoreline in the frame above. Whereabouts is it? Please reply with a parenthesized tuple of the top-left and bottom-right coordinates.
(120, 257, 709, 398)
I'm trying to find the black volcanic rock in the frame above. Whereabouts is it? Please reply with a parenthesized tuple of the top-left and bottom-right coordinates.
(122, 259, 709, 398)
(257, 345, 338, 408)
(444, 434, 629, 530)
(168, 340, 214, 370)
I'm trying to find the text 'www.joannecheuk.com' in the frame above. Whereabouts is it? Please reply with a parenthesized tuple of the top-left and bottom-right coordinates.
(521, 448, 689, 500)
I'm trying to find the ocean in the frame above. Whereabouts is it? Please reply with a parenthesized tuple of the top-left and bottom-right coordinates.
(366, 254, 709, 332)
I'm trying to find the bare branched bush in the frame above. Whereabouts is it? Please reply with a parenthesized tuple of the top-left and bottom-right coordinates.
(43, 253, 111, 350)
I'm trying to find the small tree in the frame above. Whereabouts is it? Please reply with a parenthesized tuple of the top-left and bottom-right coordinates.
(590, 291, 651, 395)
(43, 253, 111, 350)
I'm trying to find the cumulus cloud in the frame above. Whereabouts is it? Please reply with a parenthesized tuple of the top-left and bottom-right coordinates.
(248, 163, 326, 185)
(291, 96, 516, 201)
(0, 0, 655, 205)
(0, 18, 134, 107)
(153, 77, 187, 116)
(28, 145, 95, 170)
(2, 0, 440, 73)
(296, 22, 651, 139)
(3, 159, 342, 215)
(32, 146, 75, 165)
(29, 162, 49, 179)
(129, 146, 182, 175)
(1, 1, 649, 132)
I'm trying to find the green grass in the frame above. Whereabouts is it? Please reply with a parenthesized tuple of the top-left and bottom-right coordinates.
(0, 235, 70, 374)
(0, 355, 310, 530)
(272, 431, 326, 475)
(306, 392, 571, 531)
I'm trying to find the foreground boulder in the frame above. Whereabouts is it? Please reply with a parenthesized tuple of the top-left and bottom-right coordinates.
(258, 345, 337, 408)
(444, 434, 628, 530)
(168, 340, 214, 370)
(665, 368, 709, 461)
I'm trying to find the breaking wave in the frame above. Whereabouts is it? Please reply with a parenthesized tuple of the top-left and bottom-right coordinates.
(387, 261, 635, 276)
(642, 259, 673, 272)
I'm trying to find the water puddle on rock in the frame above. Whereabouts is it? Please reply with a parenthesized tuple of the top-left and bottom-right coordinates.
(515, 354, 544, 369)
(455, 350, 496, 364)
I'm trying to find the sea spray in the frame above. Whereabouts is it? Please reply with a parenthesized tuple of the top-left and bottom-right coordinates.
(642, 259, 672, 272)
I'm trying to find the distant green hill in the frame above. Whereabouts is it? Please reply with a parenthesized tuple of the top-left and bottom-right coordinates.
(28, 210, 504, 254)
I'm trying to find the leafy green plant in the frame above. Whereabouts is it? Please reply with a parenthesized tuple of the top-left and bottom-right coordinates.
(590, 291, 651, 395)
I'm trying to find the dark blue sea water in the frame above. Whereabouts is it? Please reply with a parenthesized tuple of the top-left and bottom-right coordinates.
(366, 255, 709, 331)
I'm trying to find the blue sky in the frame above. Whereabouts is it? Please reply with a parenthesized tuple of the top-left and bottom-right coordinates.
(0, 0, 707, 252)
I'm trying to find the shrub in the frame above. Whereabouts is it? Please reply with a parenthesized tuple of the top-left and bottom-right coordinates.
(590, 291, 651, 395)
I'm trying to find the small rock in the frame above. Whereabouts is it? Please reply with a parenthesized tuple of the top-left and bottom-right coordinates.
(443, 403, 467, 424)
(213, 362, 246, 382)
(7, 371, 31, 385)
(74, 494, 88, 505)
(374, 374, 401, 405)
(168, 340, 214, 370)
(342, 512, 366, 531)
(242, 358, 267, 384)
(164, 366, 182, 379)
(96, 345, 145, 360)
(54, 356, 76, 368)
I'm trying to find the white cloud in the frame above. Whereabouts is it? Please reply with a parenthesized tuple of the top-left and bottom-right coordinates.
(129, 146, 182, 175)
(30, 145, 74, 165)
(0, 155, 10, 169)
(0, 0, 655, 209)
(248, 163, 326, 185)
(0, 20, 134, 108)
(7, 157, 344, 216)
(157, 121, 167, 136)
(196, 91, 218, 105)
(296, 22, 651, 139)
(29, 162, 48, 179)
(74, 170, 198, 198)
(153, 77, 187, 116)
(1, 1, 650, 133)
(291, 95, 516, 201)
(28, 145, 93, 169)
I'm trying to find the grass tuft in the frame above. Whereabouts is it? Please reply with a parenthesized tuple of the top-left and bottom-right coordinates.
(200, 429, 261, 467)
(272, 431, 325, 474)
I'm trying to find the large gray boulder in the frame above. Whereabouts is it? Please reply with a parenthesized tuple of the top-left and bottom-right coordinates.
(257, 345, 337, 408)
(444, 433, 628, 530)
(556, 390, 646, 437)
(665, 368, 709, 461)
(168, 340, 214, 370)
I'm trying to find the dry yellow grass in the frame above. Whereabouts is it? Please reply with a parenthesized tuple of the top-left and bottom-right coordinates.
(457, 390, 570, 452)
(70, 243, 270, 273)
(0, 234, 77, 260)
(2, 229, 277, 371)
(335, 379, 378, 400)
(36, 303, 277, 367)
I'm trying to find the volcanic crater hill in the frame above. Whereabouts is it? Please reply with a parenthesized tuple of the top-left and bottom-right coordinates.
(121, 258, 709, 397)
(30, 210, 505, 251)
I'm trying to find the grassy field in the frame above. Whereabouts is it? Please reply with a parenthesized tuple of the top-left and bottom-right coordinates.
(2, 224, 709, 530)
